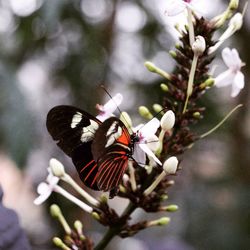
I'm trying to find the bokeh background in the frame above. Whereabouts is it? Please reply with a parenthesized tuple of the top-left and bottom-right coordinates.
(0, 0, 249, 249)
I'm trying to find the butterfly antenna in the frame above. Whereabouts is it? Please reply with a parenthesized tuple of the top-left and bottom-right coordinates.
(137, 107, 168, 132)
(100, 85, 132, 131)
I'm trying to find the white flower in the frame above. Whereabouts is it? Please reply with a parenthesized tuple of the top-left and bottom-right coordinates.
(34, 168, 93, 213)
(96, 93, 123, 121)
(215, 48, 244, 97)
(165, 0, 197, 16)
(34, 169, 59, 205)
(133, 118, 162, 166)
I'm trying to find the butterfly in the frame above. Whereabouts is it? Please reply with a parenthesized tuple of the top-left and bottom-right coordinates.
(46, 105, 139, 198)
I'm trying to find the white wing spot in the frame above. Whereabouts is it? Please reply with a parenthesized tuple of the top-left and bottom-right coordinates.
(71, 112, 82, 128)
(105, 124, 122, 148)
(81, 120, 99, 142)
(106, 121, 118, 136)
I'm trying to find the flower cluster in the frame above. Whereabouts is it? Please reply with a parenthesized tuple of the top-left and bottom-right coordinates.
(34, 1, 245, 249)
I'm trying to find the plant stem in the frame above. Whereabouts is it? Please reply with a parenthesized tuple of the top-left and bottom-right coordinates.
(94, 202, 136, 250)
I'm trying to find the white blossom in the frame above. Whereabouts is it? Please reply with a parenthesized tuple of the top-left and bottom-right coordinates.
(133, 118, 162, 166)
(34, 169, 59, 205)
(215, 48, 244, 97)
(165, 0, 197, 16)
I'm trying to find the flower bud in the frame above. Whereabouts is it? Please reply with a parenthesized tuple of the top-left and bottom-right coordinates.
(91, 212, 101, 221)
(192, 36, 206, 56)
(160, 110, 175, 131)
(153, 104, 163, 113)
(163, 156, 178, 174)
(160, 83, 169, 92)
(164, 204, 179, 212)
(148, 217, 171, 227)
(144, 61, 171, 80)
(169, 50, 177, 59)
(50, 158, 65, 177)
(229, 0, 239, 10)
(53, 237, 69, 249)
(139, 106, 153, 119)
(50, 204, 61, 218)
(193, 112, 201, 119)
(99, 194, 108, 204)
(144, 61, 157, 73)
(229, 12, 243, 31)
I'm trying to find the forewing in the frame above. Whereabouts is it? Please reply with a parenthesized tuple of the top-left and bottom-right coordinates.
(96, 145, 129, 191)
(46, 105, 101, 156)
(71, 143, 99, 190)
(91, 117, 131, 161)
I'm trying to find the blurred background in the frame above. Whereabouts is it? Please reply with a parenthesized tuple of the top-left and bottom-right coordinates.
(0, 0, 249, 249)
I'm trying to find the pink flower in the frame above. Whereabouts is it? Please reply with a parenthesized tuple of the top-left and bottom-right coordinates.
(215, 48, 244, 97)
(96, 93, 123, 121)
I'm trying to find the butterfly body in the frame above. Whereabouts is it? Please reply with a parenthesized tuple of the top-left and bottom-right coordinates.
(46, 105, 135, 197)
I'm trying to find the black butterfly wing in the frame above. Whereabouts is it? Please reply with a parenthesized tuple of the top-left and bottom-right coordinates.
(46, 105, 101, 190)
(46, 105, 101, 156)
(71, 143, 99, 190)
(92, 117, 131, 191)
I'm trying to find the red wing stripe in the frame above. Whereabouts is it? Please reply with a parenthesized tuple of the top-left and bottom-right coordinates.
(97, 153, 129, 191)
(84, 162, 98, 182)
(80, 159, 95, 173)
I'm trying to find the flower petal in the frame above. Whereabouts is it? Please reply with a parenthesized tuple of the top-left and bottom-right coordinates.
(37, 182, 50, 195)
(139, 144, 162, 166)
(133, 144, 146, 166)
(34, 183, 51, 205)
(140, 118, 160, 138)
(102, 93, 123, 114)
(146, 135, 160, 152)
(231, 71, 244, 97)
(222, 47, 241, 69)
(165, 0, 186, 16)
(215, 69, 235, 87)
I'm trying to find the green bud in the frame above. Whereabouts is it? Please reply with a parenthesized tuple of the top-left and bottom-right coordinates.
(53, 237, 71, 250)
(193, 112, 201, 119)
(160, 194, 168, 201)
(91, 212, 101, 221)
(169, 50, 177, 59)
(175, 43, 181, 49)
(153, 104, 164, 114)
(74, 220, 83, 232)
(99, 194, 108, 204)
(138, 106, 153, 119)
(229, 0, 239, 10)
(148, 217, 171, 227)
(205, 78, 214, 87)
(144, 61, 158, 72)
(50, 204, 61, 218)
(165, 204, 179, 212)
(158, 217, 171, 225)
(160, 83, 169, 92)
(119, 184, 126, 193)
(144, 61, 171, 80)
